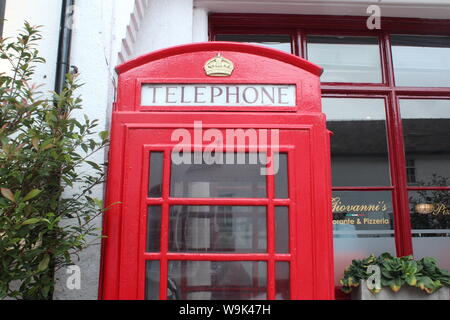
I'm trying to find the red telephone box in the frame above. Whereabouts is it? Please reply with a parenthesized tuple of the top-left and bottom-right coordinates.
(100, 42, 334, 300)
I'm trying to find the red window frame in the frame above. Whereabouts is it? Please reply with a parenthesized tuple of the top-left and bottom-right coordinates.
(209, 13, 450, 294)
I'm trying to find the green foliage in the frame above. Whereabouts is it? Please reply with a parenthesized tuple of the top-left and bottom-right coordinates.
(340, 253, 450, 295)
(0, 22, 109, 299)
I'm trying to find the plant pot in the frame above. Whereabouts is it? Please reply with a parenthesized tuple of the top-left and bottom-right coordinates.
(352, 280, 450, 300)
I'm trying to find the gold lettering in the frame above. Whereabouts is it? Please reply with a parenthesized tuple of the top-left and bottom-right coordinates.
(331, 197, 389, 213)
(433, 204, 450, 216)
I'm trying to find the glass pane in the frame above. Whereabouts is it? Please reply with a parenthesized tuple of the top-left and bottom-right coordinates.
(148, 152, 164, 198)
(400, 99, 450, 187)
(276, 262, 290, 300)
(392, 35, 450, 87)
(275, 207, 289, 253)
(147, 206, 161, 252)
(323, 98, 391, 187)
(332, 191, 396, 285)
(171, 153, 267, 198)
(168, 261, 267, 300)
(216, 34, 292, 53)
(275, 153, 289, 199)
(307, 36, 382, 83)
(169, 206, 267, 253)
(409, 190, 450, 272)
(145, 261, 160, 300)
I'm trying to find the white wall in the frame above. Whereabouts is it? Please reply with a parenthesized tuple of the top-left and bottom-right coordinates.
(133, 0, 194, 57)
(52, 0, 115, 300)
(1, 0, 62, 92)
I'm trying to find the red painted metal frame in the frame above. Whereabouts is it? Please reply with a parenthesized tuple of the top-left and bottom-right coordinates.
(208, 13, 450, 299)
(209, 14, 450, 35)
(101, 42, 334, 300)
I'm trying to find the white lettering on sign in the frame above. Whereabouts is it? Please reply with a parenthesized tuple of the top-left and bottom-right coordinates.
(141, 84, 296, 107)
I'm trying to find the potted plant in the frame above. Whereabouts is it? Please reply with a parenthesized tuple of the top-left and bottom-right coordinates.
(340, 253, 450, 300)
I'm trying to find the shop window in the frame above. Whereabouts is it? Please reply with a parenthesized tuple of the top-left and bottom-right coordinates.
(409, 190, 450, 271)
(331, 190, 396, 285)
(392, 35, 450, 87)
(209, 13, 450, 295)
(323, 97, 396, 285)
(322, 98, 391, 187)
(400, 99, 450, 187)
(307, 36, 382, 83)
(215, 34, 292, 53)
(401, 99, 450, 272)
(406, 159, 417, 185)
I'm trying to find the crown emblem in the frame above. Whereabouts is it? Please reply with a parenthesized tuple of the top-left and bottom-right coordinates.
(204, 53, 234, 77)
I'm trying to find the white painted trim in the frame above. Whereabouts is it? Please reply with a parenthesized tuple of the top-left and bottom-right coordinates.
(195, 0, 450, 19)
(118, 0, 151, 64)
(193, 7, 209, 43)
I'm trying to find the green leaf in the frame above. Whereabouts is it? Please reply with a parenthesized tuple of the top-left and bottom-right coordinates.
(21, 218, 41, 226)
(1, 188, 16, 203)
(23, 189, 42, 201)
(32, 137, 40, 150)
(38, 254, 50, 272)
(406, 275, 417, 286)
(99, 131, 109, 141)
(390, 278, 403, 292)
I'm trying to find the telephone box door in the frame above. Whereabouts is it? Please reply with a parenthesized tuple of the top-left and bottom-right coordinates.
(116, 126, 314, 300)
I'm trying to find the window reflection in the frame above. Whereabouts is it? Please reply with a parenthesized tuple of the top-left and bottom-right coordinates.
(215, 34, 292, 53)
(400, 99, 450, 187)
(171, 153, 267, 198)
(276, 262, 290, 300)
(147, 206, 162, 252)
(392, 35, 450, 87)
(169, 206, 267, 253)
(168, 261, 267, 300)
(323, 98, 391, 187)
(275, 207, 289, 253)
(275, 153, 289, 199)
(148, 152, 164, 198)
(409, 191, 450, 272)
(307, 36, 382, 83)
(145, 261, 160, 300)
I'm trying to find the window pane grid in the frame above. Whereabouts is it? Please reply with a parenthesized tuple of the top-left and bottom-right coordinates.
(210, 19, 450, 294)
(144, 147, 294, 300)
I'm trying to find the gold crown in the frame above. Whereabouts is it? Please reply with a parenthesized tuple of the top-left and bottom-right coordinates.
(204, 53, 234, 77)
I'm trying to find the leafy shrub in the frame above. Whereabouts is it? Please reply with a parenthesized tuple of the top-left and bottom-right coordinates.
(341, 252, 450, 294)
(0, 22, 108, 299)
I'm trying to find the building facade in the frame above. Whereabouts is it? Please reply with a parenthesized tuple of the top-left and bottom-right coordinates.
(2, 0, 450, 300)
